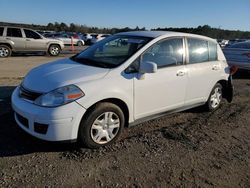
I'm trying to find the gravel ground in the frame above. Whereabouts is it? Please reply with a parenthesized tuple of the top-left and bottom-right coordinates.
(0, 55, 249, 187)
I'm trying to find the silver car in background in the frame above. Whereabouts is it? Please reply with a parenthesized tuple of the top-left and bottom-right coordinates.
(223, 41, 250, 70)
(0, 26, 64, 58)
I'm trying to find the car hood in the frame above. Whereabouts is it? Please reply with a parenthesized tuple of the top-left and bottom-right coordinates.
(22, 58, 110, 93)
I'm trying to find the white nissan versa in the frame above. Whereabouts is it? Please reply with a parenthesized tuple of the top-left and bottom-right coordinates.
(12, 31, 234, 148)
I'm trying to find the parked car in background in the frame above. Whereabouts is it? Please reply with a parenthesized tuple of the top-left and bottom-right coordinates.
(46, 33, 85, 46)
(223, 41, 250, 70)
(226, 39, 247, 47)
(91, 34, 111, 44)
(217, 39, 229, 47)
(0, 26, 64, 57)
(12, 31, 233, 148)
(82, 33, 92, 45)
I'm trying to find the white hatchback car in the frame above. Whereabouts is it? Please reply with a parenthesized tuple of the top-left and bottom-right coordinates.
(12, 31, 233, 148)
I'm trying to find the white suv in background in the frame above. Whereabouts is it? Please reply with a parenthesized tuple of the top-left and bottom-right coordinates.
(12, 31, 233, 148)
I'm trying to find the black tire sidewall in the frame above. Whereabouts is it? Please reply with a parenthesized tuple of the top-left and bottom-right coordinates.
(78, 103, 125, 148)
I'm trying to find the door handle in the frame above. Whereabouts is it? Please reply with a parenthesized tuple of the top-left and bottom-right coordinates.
(26, 39, 31, 41)
(6, 38, 11, 40)
(212, 65, 220, 70)
(176, 70, 185, 76)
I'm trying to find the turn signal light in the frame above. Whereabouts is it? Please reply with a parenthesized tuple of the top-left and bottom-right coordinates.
(67, 93, 83, 100)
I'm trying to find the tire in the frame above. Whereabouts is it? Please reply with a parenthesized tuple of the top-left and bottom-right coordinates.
(78, 102, 125, 149)
(205, 83, 223, 111)
(0, 45, 12, 58)
(77, 41, 83, 46)
(48, 44, 60, 56)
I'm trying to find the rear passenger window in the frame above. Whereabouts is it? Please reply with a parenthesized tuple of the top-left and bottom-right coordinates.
(0, 27, 4, 36)
(142, 38, 184, 68)
(188, 38, 209, 64)
(208, 41, 217, 61)
(7, 28, 22, 38)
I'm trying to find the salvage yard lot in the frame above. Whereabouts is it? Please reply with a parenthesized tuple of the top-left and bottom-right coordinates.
(0, 54, 250, 187)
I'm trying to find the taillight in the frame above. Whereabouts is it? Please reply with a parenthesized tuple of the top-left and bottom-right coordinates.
(230, 65, 238, 75)
(242, 53, 250, 58)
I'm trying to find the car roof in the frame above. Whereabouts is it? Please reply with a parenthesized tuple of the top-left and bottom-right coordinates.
(116, 31, 216, 41)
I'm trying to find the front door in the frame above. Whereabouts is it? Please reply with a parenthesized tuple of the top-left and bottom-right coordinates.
(134, 38, 188, 120)
(23, 29, 47, 51)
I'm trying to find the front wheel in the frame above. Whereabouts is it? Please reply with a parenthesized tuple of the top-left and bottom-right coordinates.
(0, 45, 12, 58)
(48, 45, 60, 56)
(78, 102, 125, 148)
(205, 83, 223, 111)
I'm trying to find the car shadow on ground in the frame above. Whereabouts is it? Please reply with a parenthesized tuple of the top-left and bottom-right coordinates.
(0, 86, 78, 158)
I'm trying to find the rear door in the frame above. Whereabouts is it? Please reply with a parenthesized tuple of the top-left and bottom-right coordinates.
(23, 29, 47, 51)
(184, 38, 221, 105)
(6, 27, 25, 50)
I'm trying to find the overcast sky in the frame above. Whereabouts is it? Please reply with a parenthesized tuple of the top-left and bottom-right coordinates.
(1, 0, 250, 31)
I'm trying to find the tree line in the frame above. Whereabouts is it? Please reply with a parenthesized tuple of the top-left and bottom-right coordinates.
(153, 25, 250, 40)
(1, 21, 250, 39)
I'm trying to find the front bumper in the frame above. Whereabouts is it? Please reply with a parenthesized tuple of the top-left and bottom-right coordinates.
(11, 87, 86, 141)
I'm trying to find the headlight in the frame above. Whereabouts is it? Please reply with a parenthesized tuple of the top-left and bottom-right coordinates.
(34, 85, 84, 107)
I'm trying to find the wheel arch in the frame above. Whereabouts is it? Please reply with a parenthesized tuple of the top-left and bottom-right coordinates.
(82, 98, 130, 128)
(0, 43, 12, 49)
(48, 43, 61, 50)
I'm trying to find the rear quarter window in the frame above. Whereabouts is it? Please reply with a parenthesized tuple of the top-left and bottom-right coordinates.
(187, 38, 209, 64)
(0, 27, 4, 36)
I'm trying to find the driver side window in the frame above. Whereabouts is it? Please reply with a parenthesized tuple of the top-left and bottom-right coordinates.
(142, 38, 184, 68)
(24, 29, 41, 39)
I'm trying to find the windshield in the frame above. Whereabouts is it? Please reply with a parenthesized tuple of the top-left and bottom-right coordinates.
(71, 35, 152, 68)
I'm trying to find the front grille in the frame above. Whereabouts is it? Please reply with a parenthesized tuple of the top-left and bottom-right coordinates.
(16, 113, 29, 128)
(19, 85, 42, 101)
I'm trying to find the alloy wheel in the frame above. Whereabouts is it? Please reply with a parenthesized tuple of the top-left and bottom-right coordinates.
(90, 112, 120, 144)
(0, 47, 9, 57)
(210, 87, 222, 109)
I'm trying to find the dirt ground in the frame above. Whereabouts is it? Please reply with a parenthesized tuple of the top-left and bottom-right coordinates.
(0, 53, 250, 187)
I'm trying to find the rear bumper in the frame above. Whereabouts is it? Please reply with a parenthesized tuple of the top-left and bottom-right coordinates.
(224, 75, 234, 103)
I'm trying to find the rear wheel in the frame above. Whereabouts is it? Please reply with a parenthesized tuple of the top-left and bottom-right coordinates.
(0, 45, 12, 58)
(78, 102, 124, 148)
(48, 45, 60, 56)
(205, 83, 223, 111)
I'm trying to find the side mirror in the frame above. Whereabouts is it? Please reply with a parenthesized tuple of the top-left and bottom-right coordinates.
(139, 61, 157, 74)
